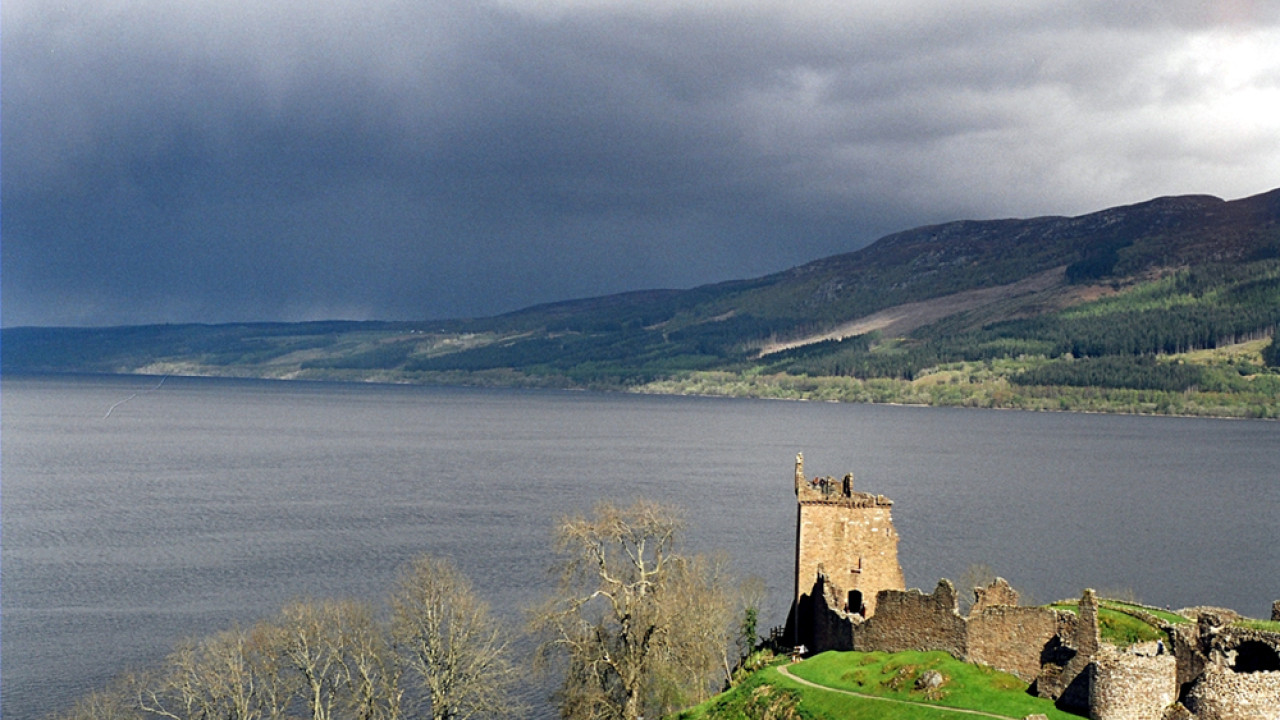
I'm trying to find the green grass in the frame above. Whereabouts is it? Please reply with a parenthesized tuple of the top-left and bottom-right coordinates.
(1098, 600, 1190, 626)
(1234, 618, 1280, 632)
(673, 651, 1083, 720)
(1050, 603, 1167, 647)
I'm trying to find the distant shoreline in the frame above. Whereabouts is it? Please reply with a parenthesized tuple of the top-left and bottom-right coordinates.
(9, 367, 1275, 421)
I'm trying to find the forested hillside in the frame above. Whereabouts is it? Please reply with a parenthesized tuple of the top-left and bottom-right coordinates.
(7, 189, 1280, 417)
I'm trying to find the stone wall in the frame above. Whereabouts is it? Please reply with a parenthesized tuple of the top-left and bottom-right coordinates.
(844, 578, 1066, 684)
(1169, 623, 1209, 693)
(1089, 645, 1177, 720)
(1217, 626, 1280, 672)
(972, 577, 1020, 614)
(790, 572, 856, 652)
(1184, 667, 1280, 720)
(851, 580, 967, 658)
(967, 605, 1061, 682)
(1044, 591, 1102, 711)
(833, 580, 1280, 717)
(793, 454, 904, 619)
(795, 500, 902, 617)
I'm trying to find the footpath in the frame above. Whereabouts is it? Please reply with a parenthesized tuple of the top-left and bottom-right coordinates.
(775, 665, 1017, 719)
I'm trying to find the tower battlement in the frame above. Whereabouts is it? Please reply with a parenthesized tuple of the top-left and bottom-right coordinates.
(796, 477, 893, 508)
(794, 452, 892, 507)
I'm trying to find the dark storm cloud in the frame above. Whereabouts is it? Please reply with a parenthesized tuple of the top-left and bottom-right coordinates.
(4, 0, 1279, 325)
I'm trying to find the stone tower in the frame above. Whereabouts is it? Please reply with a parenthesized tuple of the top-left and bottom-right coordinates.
(792, 452, 904, 619)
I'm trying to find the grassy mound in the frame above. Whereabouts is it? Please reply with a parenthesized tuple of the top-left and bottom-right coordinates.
(674, 650, 1084, 720)
(1050, 602, 1170, 647)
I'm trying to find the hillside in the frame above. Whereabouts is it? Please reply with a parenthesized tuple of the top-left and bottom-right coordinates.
(6, 189, 1280, 417)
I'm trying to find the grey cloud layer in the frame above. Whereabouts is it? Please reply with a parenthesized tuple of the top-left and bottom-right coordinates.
(5, 0, 1278, 325)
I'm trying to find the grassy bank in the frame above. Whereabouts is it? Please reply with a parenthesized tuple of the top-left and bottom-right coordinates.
(674, 650, 1083, 720)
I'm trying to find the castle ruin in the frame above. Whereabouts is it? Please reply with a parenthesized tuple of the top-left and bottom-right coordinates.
(786, 453, 1280, 719)
(792, 452, 904, 618)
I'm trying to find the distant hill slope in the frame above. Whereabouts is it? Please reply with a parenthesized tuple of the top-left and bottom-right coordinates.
(6, 189, 1280, 417)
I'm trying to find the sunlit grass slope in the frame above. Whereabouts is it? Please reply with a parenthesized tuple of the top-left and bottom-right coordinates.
(673, 650, 1084, 720)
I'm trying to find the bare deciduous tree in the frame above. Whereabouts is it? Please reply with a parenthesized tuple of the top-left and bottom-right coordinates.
(530, 500, 734, 720)
(652, 551, 735, 706)
(336, 603, 404, 720)
(389, 554, 518, 720)
(135, 622, 289, 720)
(50, 679, 141, 720)
(277, 599, 380, 720)
(56, 557, 517, 720)
(58, 518, 749, 720)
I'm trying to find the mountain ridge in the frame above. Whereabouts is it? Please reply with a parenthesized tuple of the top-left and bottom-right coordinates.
(6, 188, 1280, 417)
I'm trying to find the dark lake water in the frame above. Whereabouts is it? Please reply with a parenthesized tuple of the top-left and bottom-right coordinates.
(3, 373, 1277, 719)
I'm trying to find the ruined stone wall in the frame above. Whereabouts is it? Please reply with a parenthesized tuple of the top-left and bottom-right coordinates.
(1089, 646, 1178, 720)
(1184, 667, 1280, 720)
(783, 453, 1280, 716)
(852, 580, 967, 658)
(971, 577, 1020, 614)
(1216, 626, 1280, 667)
(967, 605, 1061, 682)
(1035, 590, 1101, 712)
(848, 578, 1061, 684)
(795, 500, 902, 617)
(791, 573, 856, 652)
(1056, 610, 1082, 645)
(1169, 623, 1209, 692)
(793, 454, 903, 620)
(789, 549, 1280, 719)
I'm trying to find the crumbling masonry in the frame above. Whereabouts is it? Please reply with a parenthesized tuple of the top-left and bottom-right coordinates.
(786, 454, 1280, 719)
(791, 453, 904, 616)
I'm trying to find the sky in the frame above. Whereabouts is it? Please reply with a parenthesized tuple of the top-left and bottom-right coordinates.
(4, 0, 1280, 327)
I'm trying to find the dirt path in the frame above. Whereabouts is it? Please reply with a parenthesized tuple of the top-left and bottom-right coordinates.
(775, 665, 1018, 719)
